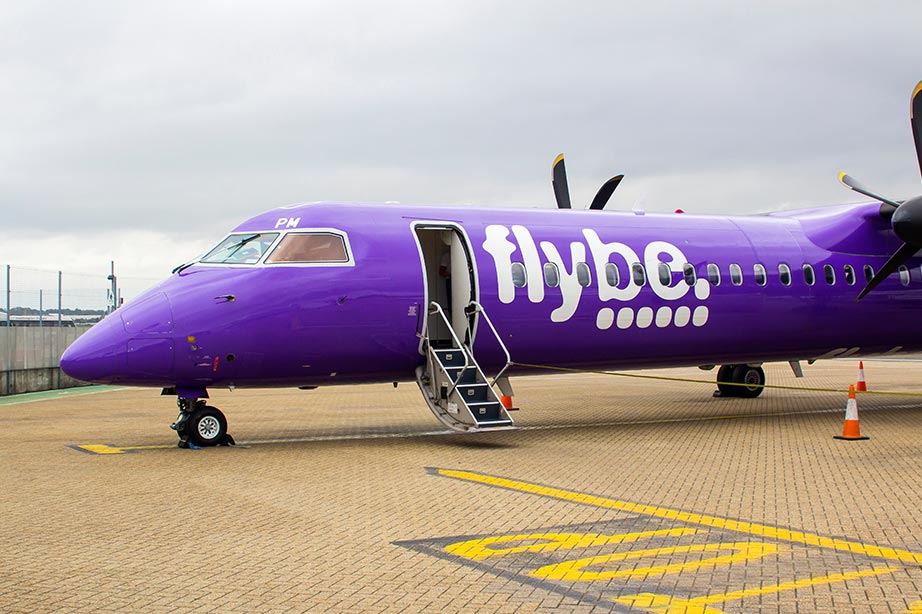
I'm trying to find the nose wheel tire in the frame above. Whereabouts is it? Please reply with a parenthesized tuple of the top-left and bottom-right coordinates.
(189, 406, 227, 446)
(173, 403, 232, 447)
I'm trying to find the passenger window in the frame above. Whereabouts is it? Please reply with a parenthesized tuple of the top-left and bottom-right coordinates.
(576, 262, 591, 287)
(631, 263, 646, 287)
(824, 264, 835, 285)
(707, 263, 721, 286)
(899, 265, 911, 286)
(605, 263, 620, 287)
(729, 263, 743, 286)
(864, 264, 874, 282)
(803, 264, 815, 286)
(844, 265, 856, 286)
(658, 263, 672, 286)
(753, 264, 767, 286)
(265, 233, 347, 263)
(511, 263, 527, 288)
(683, 263, 696, 286)
(544, 262, 559, 288)
(778, 263, 792, 286)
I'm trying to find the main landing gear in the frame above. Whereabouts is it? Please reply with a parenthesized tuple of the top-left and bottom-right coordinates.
(170, 398, 235, 448)
(714, 364, 765, 399)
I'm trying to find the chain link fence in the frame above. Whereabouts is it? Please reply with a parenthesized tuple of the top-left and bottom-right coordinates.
(1, 263, 162, 394)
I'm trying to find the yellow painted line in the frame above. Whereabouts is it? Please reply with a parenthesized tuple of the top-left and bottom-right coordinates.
(75, 444, 131, 455)
(437, 469, 922, 564)
(73, 443, 174, 454)
(73, 428, 462, 454)
(532, 542, 778, 582)
(905, 600, 922, 613)
(614, 566, 899, 614)
(445, 528, 700, 561)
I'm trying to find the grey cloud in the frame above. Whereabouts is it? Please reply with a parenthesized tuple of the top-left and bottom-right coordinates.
(2, 0, 922, 243)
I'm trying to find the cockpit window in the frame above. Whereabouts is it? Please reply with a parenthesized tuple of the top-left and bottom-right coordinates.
(266, 233, 349, 264)
(201, 233, 279, 264)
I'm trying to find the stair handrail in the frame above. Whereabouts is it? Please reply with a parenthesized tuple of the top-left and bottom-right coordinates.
(465, 300, 512, 387)
(427, 302, 473, 399)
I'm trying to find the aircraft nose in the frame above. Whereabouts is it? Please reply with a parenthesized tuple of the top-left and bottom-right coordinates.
(60, 313, 125, 383)
(61, 292, 176, 384)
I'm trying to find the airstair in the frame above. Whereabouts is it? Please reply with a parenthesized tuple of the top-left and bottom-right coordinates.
(415, 301, 516, 432)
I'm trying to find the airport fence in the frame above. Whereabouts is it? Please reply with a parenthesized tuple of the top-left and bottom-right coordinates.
(1, 264, 162, 395)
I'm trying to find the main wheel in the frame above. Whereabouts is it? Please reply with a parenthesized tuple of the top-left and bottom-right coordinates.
(716, 365, 737, 397)
(732, 365, 765, 398)
(187, 406, 228, 447)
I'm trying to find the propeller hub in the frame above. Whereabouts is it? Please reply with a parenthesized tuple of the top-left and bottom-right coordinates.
(892, 195, 922, 246)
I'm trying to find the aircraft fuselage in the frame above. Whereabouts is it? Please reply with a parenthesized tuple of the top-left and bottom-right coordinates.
(61, 200, 922, 393)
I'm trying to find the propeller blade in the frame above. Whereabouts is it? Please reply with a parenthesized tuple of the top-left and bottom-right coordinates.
(911, 81, 922, 180)
(588, 175, 624, 210)
(552, 154, 571, 209)
(838, 172, 903, 209)
(856, 241, 919, 301)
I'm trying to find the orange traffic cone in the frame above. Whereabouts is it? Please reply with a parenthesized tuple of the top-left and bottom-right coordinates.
(500, 395, 514, 410)
(834, 385, 869, 441)
(856, 361, 868, 392)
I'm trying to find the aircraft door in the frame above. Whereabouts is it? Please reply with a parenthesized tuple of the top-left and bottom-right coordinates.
(449, 235, 472, 338)
(413, 224, 479, 351)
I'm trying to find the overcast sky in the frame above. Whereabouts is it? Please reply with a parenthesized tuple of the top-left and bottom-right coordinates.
(2, 1, 922, 305)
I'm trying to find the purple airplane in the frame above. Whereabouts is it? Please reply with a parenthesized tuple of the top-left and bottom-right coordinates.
(62, 81, 922, 448)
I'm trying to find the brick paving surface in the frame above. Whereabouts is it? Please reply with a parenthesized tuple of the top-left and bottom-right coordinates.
(2, 359, 922, 612)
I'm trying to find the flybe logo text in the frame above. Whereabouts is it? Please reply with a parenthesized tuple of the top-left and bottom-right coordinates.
(481, 225, 710, 330)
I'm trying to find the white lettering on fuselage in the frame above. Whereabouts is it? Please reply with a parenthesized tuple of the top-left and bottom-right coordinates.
(275, 217, 302, 229)
(482, 225, 711, 330)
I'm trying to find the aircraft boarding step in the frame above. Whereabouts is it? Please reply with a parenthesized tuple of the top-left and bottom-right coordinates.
(415, 303, 515, 432)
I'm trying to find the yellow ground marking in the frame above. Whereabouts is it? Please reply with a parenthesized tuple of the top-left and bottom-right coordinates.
(74, 443, 174, 454)
(904, 600, 922, 613)
(614, 566, 899, 614)
(446, 528, 700, 561)
(437, 469, 922, 564)
(532, 542, 778, 582)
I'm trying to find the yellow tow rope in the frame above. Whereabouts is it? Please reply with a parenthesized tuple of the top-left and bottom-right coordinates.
(509, 361, 922, 398)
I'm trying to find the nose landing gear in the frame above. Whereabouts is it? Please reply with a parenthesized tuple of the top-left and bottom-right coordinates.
(171, 398, 235, 448)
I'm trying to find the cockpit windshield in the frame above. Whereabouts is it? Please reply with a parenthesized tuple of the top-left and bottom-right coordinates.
(200, 233, 279, 264)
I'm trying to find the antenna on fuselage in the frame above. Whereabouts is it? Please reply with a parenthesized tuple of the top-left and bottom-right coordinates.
(631, 193, 647, 216)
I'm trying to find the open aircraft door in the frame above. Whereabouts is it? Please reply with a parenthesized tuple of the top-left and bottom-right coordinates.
(412, 223, 479, 353)
(412, 223, 514, 432)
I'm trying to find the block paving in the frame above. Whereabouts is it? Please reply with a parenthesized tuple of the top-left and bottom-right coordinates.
(2, 359, 922, 612)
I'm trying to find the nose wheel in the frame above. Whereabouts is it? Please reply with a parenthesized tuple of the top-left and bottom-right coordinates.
(171, 399, 235, 448)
